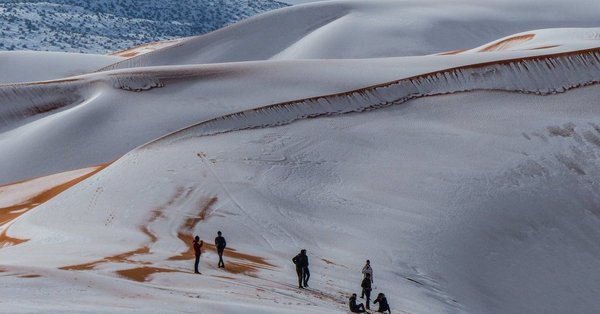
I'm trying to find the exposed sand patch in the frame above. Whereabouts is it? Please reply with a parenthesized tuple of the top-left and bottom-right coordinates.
(205, 243, 275, 275)
(0, 164, 108, 228)
(529, 45, 560, 50)
(0, 229, 27, 247)
(61, 189, 181, 272)
(169, 196, 218, 261)
(438, 49, 468, 55)
(479, 34, 535, 52)
(0, 164, 108, 248)
(116, 266, 180, 282)
(60, 247, 152, 271)
(166, 196, 273, 275)
(110, 39, 184, 58)
(18, 274, 41, 278)
(0, 205, 31, 227)
(212, 275, 236, 280)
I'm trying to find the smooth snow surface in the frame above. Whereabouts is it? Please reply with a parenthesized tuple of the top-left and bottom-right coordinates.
(101, 0, 600, 70)
(1, 1, 600, 313)
(0, 51, 123, 84)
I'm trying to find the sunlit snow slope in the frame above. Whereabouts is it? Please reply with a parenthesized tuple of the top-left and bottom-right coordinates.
(1, 1, 600, 313)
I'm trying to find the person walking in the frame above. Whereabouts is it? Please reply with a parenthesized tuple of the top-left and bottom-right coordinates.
(349, 293, 366, 313)
(215, 231, 227, 268)
(361, 260, 373, 298)
(374, 293, 391, 314)
(193, 235, 203, 274)
(292, 249, 310, 288)
(361, 273, 372, 309)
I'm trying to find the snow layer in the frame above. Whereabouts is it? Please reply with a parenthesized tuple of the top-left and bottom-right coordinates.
(153, 48, 600, 144)
(0, 166, 99, 207)
(101, 0, 600, 70)
(4, 85, 600, 313)
(0, 51, 123, 84)
(1, 1, 600, 313)
(2, 34, 600, 184)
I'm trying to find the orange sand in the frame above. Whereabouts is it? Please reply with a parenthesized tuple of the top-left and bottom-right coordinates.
(168, 197, 218, 261)
(165, 196, 273, 275)
(438, 49, 468, 55)
(0, 164, 109, 247)
(61, 190, 180, 271)
(60, 246, 152, 271)
(116, 266, 180, 282)
(110, 39, 182, 58)
(479, 34, 535, 52)
(529, 45, 560, 50)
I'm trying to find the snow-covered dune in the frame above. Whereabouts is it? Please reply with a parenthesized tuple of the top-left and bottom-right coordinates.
(2, 29, 599, 183)
(1, 1, 600, 313)
(101, 0, 600, 70)
(4, 72, 600, 314)
(0, 51, 123, 84)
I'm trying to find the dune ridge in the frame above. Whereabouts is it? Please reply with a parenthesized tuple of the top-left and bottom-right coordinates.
(148, 47, 600, 146)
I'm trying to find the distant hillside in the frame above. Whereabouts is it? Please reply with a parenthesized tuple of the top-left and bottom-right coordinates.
(0, 0, 288, 54)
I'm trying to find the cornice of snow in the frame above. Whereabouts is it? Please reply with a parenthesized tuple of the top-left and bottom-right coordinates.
(146, 47, 600, 146)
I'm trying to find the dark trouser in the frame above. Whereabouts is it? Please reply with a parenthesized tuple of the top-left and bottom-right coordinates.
(217, 247, 225, 268)
(194, 254, 200, 273)
(296, 266, 310, 287)
(363, 289, 371, 309)
(296, 267, 303, 287)
(351, 303, 366, 313)
(302, 267, 310, 287)
(361, 279, 372, 297)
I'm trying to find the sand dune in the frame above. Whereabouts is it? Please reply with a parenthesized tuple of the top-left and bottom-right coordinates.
(151, 47, 600, 147)
(0, 165, 107, 247)
(2, 1, 600, 313)
(110, 39, 187, 58)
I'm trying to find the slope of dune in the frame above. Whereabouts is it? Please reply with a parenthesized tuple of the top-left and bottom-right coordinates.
(100, 0, 600, 70)
(1, 1, 600, 313)
(2, 28, 600, 184)
(0, 51, 123, 84)
(458, 28, 600, 54)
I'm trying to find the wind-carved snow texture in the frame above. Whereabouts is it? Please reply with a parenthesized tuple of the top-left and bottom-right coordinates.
(0, 80, 88, 126)
(110, 75, 164, 92)
(150, 48, 600, 146)
(0, 74, 167, 127)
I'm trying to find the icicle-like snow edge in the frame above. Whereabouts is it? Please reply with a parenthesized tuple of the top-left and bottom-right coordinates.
(0, 74, 168, 126)
(145, 48, 600, 148)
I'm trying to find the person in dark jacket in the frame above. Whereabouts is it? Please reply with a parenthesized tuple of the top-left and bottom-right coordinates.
(349, 293, 366, 313)
(292, 249, 310, 288)
(361, 259, 373, 298)
(361, 273, 372, 309)
(374, 293, 391, 314)
(193, 235, 203, 274)
(215, 231, 226, 268)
